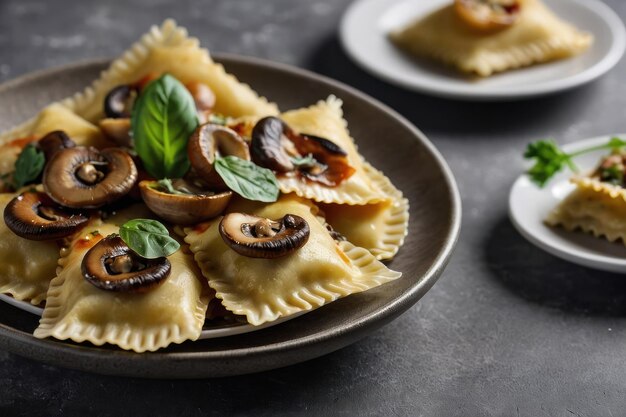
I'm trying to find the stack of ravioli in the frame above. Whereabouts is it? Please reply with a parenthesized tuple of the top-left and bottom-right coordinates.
(0, 20, 409, 352)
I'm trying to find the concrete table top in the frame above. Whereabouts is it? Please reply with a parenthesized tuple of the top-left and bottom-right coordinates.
(1, 0, 625, 415)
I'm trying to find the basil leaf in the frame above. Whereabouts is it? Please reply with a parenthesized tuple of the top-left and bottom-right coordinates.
(13, 144, 45, 189)
(131, 74, 198, 179)
(214, 156, 279, 202)
(119, 219, 180, 259)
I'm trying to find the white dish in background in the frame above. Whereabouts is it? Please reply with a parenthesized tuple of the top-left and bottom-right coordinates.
(509, 135, 626, 273)
(0, 293, 303, 339)
(340, 0, 626, 100)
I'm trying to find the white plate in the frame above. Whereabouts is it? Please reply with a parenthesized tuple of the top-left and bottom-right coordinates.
(509, 135, 626, 272)
(0, 293, 303, 339)
(340, 0, 626, 100)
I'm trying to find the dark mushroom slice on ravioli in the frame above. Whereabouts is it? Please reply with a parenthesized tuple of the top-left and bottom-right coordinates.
(219, 212, 310, 259)
(43, 146, 138, 209)
(81, 234, 171, 293)
(3, 192, 88, 240)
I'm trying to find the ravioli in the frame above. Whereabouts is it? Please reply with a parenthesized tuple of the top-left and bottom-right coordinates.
(280, 96, 389, 205)
(185, 195, 401, 326)
(320, 162, 409, 260)
(389, 0, 593, 77)
(0, 194, 60, 305)
(546, 177, 626, 243)
(34, 222, 209, 352)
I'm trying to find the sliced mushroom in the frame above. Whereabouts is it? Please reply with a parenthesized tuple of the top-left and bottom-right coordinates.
(37, 130, 76, 161)
(287, 133, 356, 187)
(81, 234, 171, 292)
(3, 192, 88, 240)
(104, 85, 137, 119)
(250, 117, 295, 172)
(139, 180, 232, 225)
(251, 116, 355, 186)
(99, 118, 132, 148)
(454, 0, 520, 32)
(219, 213, 310, 258)
(43, 147, 138, 208)
(188, 123, 251, 189)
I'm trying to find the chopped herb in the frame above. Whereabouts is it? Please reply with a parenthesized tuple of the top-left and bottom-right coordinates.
(208, 113, 229, 126)
(290, 154, 317, 167)
(90, 230, 101, 237)
(600, 164, 624, 185)
(154, 178, 192, 196)
(524, 137, 626, 187)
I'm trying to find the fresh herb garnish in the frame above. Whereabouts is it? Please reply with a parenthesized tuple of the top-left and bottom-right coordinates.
(131, 74, 198, 179)
(600, 164, 624, 185)
(524, 137, 626, 187)
(13, 144, 45, 189)
(214, 156, 280, 202)
(119, 219, 180, 259)
(154, 178, 192, 196)
(290, 154, 317, 167)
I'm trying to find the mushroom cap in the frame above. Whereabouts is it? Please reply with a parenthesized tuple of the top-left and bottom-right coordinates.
(219, 212, 310, 258)
(188, 123, 250, 190)
(43, 146, 138, 209)
(454, 0, 520, 32)
(3, 192, 88, 241)
(38, 130, 76, 161)
(250, 116, 295, 173)
(104, 85, 135, 119)
(139, 180, 232, 225)
(81, 234, 171, 292)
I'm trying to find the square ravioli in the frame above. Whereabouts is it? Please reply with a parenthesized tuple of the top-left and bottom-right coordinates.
(389, 0, 592, 77)
(185, 195, 402, 326)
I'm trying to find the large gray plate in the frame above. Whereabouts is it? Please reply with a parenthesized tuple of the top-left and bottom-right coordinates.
(0, 55, 461, 378)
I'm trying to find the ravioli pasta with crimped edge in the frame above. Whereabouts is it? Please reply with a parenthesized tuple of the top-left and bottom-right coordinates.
(546, 177, 626, 243)
(0, 20, 409, 352)
(34, 222, 210, 352)
(389, 0, 593, 77)
(319, 162, 409, 260)
(0, 193, 60, 305)
(184, 195, 401, 326)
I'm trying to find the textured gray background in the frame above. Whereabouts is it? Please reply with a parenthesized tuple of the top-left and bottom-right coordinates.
(2, 0, 626, 415)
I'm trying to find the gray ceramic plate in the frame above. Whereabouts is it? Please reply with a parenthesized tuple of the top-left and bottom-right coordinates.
(0, 55, 461, 378)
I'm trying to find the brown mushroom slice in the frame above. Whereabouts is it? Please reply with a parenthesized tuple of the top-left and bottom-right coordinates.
(3, 192, 89, 241)
(287, 132, 356, 187)
(81, 234, 171, 292)
(98, 118, 132, 148)
(43, 147, 138, 209)
(250, 117, 295, 173)
(104, 85, 137, 119)
(219, 212, 310, 259)
(139, 180, 232, 225)
(187, 123, 250, 189)
(37, 130, 76, 161)
(454, 0, 520, 32)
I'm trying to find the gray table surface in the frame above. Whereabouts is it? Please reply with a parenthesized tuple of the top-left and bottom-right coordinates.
(2, 0, 626, 415)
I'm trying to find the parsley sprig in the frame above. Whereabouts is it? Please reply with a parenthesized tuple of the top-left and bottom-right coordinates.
(524, 137, 626, 187)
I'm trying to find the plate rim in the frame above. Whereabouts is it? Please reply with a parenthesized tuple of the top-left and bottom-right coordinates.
(340, 0, 626, 101)
(509, 134, 626, 273)
(0, 55, 461, 374)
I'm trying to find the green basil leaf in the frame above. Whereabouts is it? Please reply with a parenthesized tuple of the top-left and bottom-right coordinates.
(13, 144, 45, 189)
(131, 74, 198, 179)
(119, 219, 180, 259)
(214, 156, 280, 202)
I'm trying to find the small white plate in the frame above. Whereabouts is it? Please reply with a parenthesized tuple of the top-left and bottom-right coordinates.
(340, 0, 626, 100)
(0, 293, 303, 339)
(509, 135, 626, 273)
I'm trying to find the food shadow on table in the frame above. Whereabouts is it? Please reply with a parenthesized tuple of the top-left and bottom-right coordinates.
(306, 35, 601, 135)
(484, 216, 626, 317)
